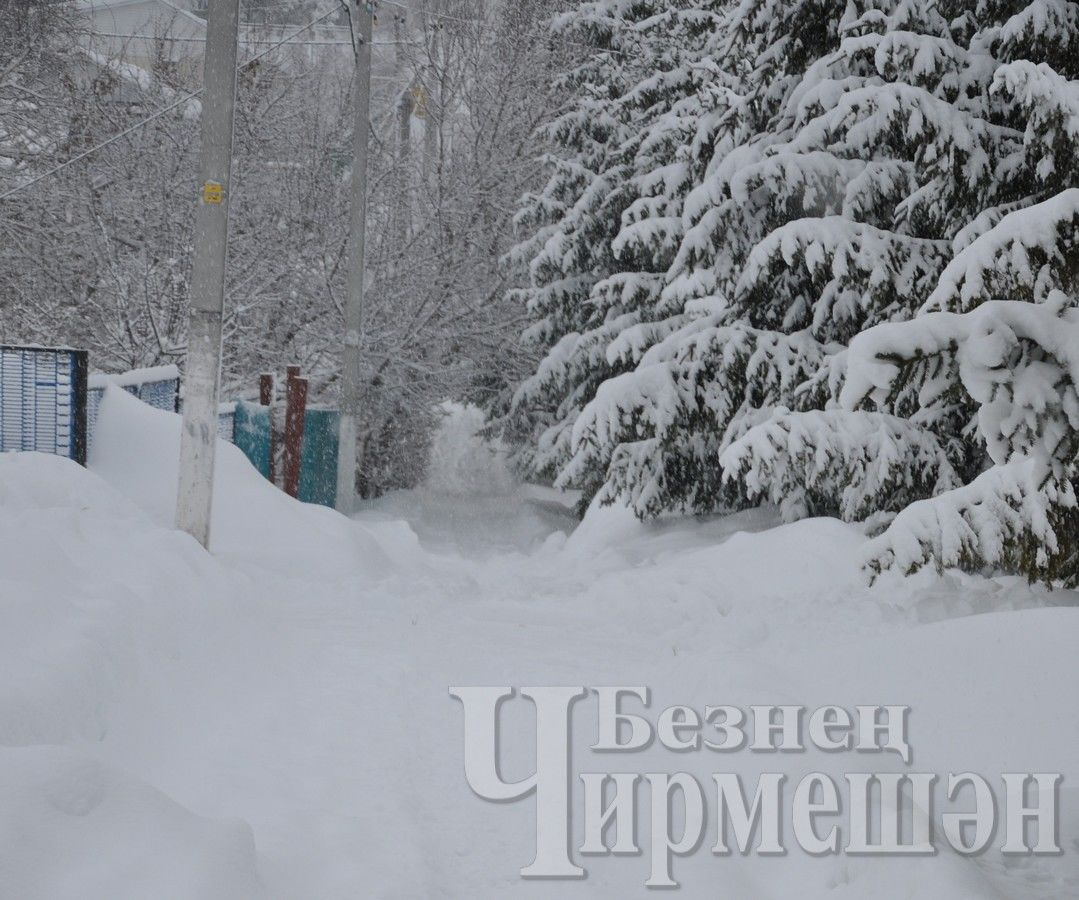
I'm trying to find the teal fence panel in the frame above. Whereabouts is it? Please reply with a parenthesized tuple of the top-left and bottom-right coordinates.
(233, 400, 271, 478)
(298, 408, 338, 508)
(230, 401, 338, 508)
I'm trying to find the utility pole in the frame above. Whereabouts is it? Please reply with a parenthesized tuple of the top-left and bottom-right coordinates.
(336, 0, 374, 515)
(176, 0, 242, 548)
(422, 0, 442, 185)
(394, 9, 414, 246)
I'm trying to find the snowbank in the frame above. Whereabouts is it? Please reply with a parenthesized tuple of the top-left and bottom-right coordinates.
(0, 747, 262, 900)
(0, 449, 267, 898)
(0, 389, 1074, 898)
(89, 386, 394, 579)
(0, 453, 141, 747)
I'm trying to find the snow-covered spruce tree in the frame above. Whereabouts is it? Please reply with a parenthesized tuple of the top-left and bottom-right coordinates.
(558, 0, 1079, 556)
(723, 0, 1079, 505)
(491, 2, 644, 477)
(561, 0, 958, 515)
(762, 3, 1079, 584)
(841, 196, 1079, 584)
(495, 1, 724, 488)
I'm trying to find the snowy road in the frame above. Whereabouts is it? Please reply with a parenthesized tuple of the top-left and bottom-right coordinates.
(1, 390, 1077, 898)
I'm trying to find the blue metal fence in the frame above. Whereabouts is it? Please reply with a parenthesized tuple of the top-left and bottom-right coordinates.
(229, 401, 339, 507)
(2, 351, 339, 507)
(0, 346, 88, 464)
(87, 365, 180, 449)
(83, 366, 251, 448)
(297, 407, 339, 507)
(233, 400, 271, 478)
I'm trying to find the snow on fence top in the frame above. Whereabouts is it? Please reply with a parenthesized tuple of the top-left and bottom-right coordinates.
(85, 366, 237, 444)
(87, 365, 180, 448)
(88, 364, 180, 391)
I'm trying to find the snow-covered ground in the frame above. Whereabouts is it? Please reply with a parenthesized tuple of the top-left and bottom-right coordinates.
(0, 388, 1075, 898)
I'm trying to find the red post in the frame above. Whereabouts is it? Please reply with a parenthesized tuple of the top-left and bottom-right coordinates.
(282, 368, 308, 498)
(259, 373, 276, 483)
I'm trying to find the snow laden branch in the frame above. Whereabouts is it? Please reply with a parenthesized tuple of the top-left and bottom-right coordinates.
(720, 408, 960, 523)
(843, 296, 1079, 473)
(560, 318, 836, 517)
(860, 458, 1079, 585)
(734, 217, 949, 342)
(993, 60, 1079, 193)
(923, 189, 1079, 313)
(844, 295, 1079, 583)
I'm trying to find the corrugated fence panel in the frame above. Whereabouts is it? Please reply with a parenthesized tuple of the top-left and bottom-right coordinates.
(298, 408, 339, 508)
(0, 346, 87, 463)
(233, 400, 271, 478)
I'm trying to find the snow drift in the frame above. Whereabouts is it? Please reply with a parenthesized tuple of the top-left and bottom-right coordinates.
(0, 392, 1074, 897)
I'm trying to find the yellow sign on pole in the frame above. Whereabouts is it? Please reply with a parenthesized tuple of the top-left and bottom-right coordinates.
(202, 181, 224, 204)
(410, 85, 428, 119)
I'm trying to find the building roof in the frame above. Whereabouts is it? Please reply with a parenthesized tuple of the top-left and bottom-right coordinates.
(76, 0, 207, 27)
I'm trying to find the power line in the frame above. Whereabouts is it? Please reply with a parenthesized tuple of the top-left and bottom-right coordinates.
(0, 0, 349, 202)
(77, 29, 409, 47)
(78, 29, 355, 46)
(377, 0, 492, 30)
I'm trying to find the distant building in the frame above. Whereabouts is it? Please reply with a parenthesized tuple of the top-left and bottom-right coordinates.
(75, 0, 359, 79)
(76, 0, 209, 72)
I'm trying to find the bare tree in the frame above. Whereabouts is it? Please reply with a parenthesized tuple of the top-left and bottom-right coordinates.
(0, 0, 566, 495)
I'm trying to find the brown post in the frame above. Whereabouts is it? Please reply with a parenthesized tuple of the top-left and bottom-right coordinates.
(282, 368, 308, 498)
(259, 373, 276, 482)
